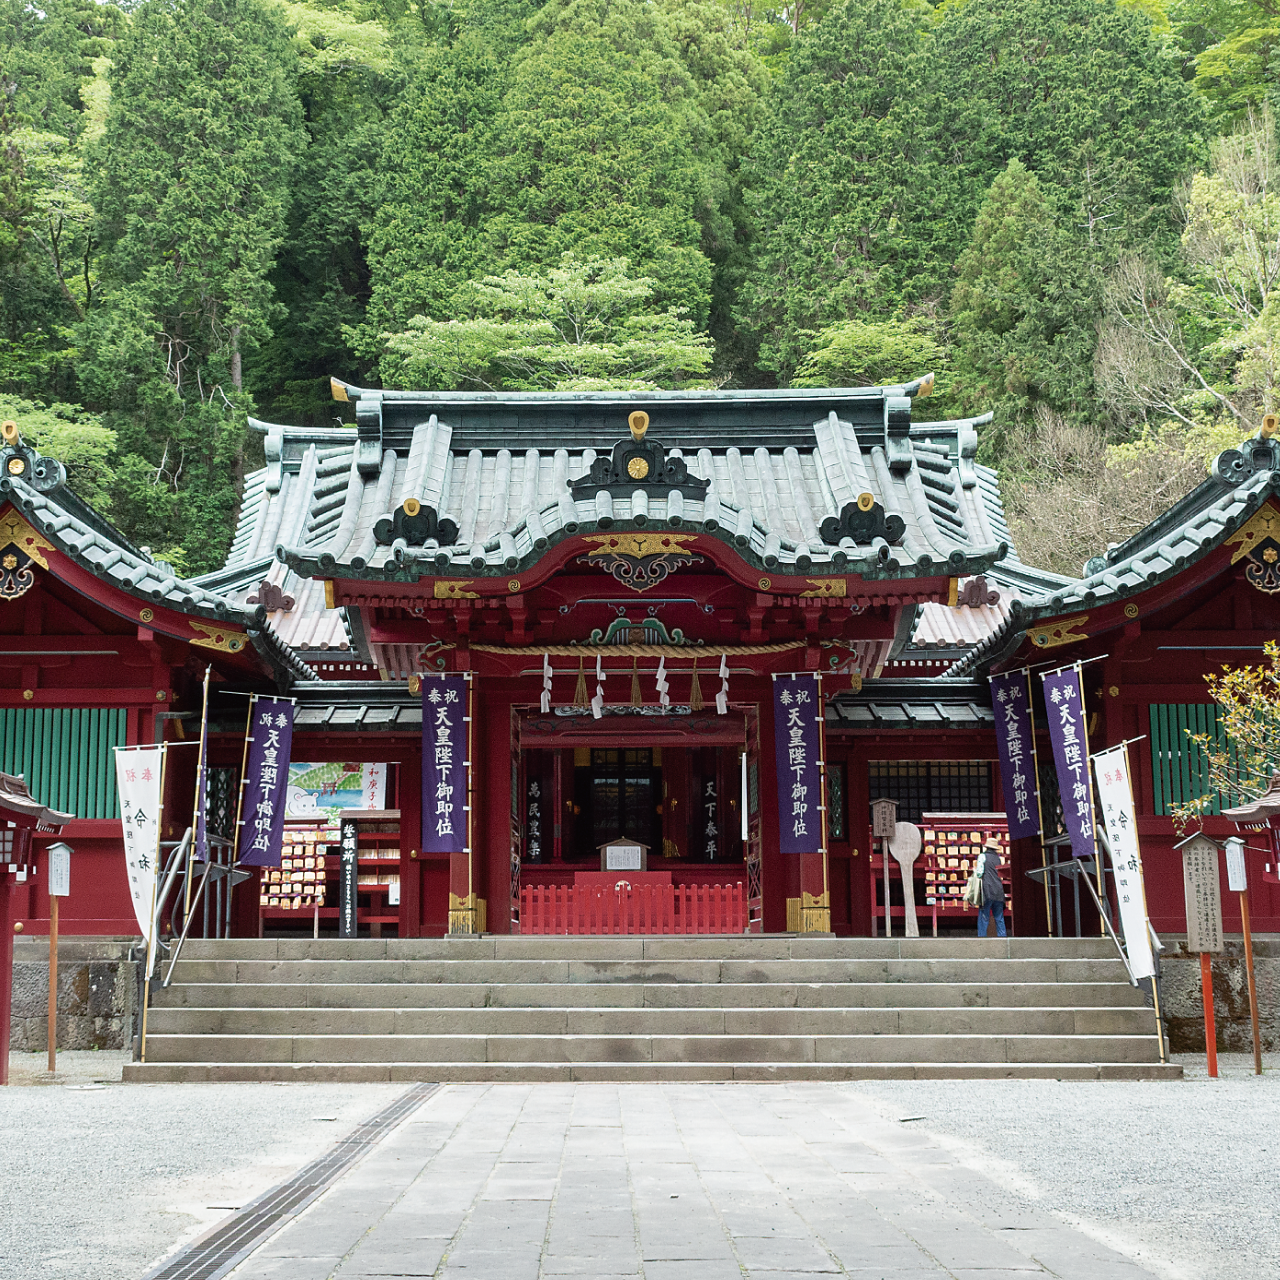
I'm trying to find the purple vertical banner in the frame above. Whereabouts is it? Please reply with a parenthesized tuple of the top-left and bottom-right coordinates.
(773, 673, 824, 854)
(236, 696, 295, 867)
(990, 670, 1041, 841)
(1040, 666, 1096, 860)
(422, 674, 469, 853)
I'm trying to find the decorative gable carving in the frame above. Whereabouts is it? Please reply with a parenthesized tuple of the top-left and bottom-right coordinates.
(568, 411, 710, 499)
(374, 498, 459, 547)
(246, 579, 295, 612)
(819, 492, 905, 547)
(1226, 504, 1280, 593)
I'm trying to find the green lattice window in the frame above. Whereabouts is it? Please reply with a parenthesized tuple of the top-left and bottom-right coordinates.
(0, 708, 127, 819)
(826, 762, 846, 842)
(1149, 704, 1230, 816)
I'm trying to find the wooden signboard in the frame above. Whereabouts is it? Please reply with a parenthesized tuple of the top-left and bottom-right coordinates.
(871, 798, 898, 841)
(600, 841, 647, 872)
(1180, 834, 1223, 954)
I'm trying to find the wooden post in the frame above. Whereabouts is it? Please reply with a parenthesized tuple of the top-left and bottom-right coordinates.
(1200, 951, 1218, 1079)
(871, 799, 897, 939)
(0, 888, 14, 1086)
(1178, 833, 1224, 1080)
(1225, 836, 1263, 1077)
(882, 837, 891, 938)
(47, 894, 58, 1074)
(1239, 890, 1263, 1076)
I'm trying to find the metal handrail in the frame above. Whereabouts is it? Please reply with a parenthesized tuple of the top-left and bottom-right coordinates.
(162, 854, 214, 989)
(151, 827, 193, 954)
(1027, 830, 1168, 1064)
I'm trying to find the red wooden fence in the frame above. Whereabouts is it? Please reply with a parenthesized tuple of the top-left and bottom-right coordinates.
(519, 882, 747, 935)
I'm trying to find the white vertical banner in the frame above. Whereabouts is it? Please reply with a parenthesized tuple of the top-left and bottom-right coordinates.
(1092, 745, 1156, 981)
(114, 745, 165, 944)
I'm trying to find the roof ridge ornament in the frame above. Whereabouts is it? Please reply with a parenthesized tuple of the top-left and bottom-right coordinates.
(374, 495, 460, 547)
(1, 419, 67, 495)
(819, 490, 905, 547)
(569, 410, 711, 499)
(1213, 435, 1280, 485)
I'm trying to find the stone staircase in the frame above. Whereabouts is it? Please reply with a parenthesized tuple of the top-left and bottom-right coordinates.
(122, 936, 1181, 1082)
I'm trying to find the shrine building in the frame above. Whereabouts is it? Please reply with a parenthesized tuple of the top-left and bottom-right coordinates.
(2, 385, 1279, 943)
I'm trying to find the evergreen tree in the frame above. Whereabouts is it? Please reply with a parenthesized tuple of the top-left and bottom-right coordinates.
(485, 8, 712, 323)
(84, 0, 306, 571)
(0, 0, 121, 402)
(930, 0, 1206, 260)
(363, 0, 765, 385)
(740, 0, 1204, 388)
(383, 255, 715, 391)
(737, 0, 940, 380)
(362, 26, 512, 351)
(949, 160, 1101, 445)
(252, 2, 399, 426)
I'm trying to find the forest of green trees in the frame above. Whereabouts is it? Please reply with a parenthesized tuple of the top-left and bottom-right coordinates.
(2, 0, 1279, 575)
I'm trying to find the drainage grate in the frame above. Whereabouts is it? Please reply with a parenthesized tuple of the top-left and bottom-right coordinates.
(141, 1082, 440, 1280)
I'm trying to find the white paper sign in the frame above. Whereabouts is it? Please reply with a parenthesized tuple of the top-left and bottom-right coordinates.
(1092, 746, 1156, 980)
(48, 844, 70, 897)
(114, 745, 165, 944)
(1225, 838, 1248, 893)
(605, 844, 642, 871)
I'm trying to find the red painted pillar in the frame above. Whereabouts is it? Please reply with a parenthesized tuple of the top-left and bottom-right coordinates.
(400, 749, 422, 938)
(0, 872, 15, 1085)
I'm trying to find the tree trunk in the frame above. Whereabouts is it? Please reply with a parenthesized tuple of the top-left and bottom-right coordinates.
(231, 325, 242, 391)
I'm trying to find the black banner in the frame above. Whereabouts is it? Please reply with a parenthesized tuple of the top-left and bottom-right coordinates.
(339, 817, 358, 938)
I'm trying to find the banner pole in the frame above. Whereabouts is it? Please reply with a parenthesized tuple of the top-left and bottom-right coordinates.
(1117, 741, 1164, 1063)
(139, 743, 168, 1064)
(1022, 669, 1052, 933)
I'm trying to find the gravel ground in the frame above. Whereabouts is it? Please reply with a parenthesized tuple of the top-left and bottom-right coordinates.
(1, 1053, 401, 1280)
(851, 1053, 1280, 1280)
(4, 1052, 1276, 1280)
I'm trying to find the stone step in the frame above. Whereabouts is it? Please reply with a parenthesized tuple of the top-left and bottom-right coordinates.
(175, 936, 1123, 962)
(151, 979, 1148, 1011)
(166, 957, 1133, 987)
(124, 1059, 1183, 1083)
(143, 1004, 1156, 1038)
(139, 1031, 1163, 1066)
(140, 937, 1173, 1083)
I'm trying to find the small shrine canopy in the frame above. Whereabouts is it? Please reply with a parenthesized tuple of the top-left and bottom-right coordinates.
(948, 434, 1280, 675)
(1221, 772, 1280, 826)
(239, 382, 1017, 587)
(0, 771, 73, 830)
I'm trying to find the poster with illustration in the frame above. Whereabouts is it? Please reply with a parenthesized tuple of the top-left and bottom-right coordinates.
(285, 762, 387, 825)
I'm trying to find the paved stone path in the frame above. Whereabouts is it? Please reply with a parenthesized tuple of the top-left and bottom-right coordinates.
(230, 1084, 1160, 1280)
